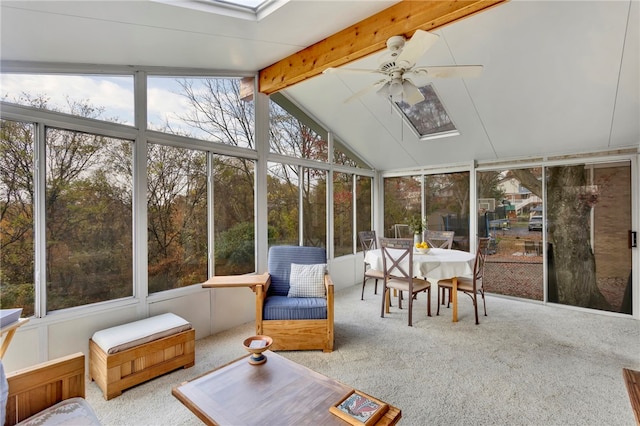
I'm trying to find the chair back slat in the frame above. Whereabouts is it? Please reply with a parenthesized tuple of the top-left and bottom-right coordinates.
(358, 230, 377, 252)
(424, 230, 455, 249)
(379, 238, 413, 281)
(393, 224, 411, 238)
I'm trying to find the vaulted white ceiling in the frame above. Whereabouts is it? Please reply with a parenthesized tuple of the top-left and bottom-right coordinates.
(1, 0, 638, 171)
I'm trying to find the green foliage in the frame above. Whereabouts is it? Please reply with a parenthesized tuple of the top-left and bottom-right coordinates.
(0, 282, 34, 316)
(215, 221, 255, 273)
(407, 215, 425, 234)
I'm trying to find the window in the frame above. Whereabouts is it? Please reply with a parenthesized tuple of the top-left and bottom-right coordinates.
(334, 137, 370, 169)
(355, 175, 373, 251)
(267, 162, 299, 246)
(213, 155, 255, 275)
(395, 84, 458, 140)
(302, 167, 326, 248)
(1, 73, 134, 125)
(46, 128, 133, 311)
(153, 0, 286, 20)
(384, 176, 421, 237)
(547, 162, 632, 313)
(333, 172, 353, 256)
(424, 171, 470, 250)
(147, 77, 255, 148)
(270, 94, 328, 162)
(147, 144, 208, 293)
(0, 66, 372, 316)
(0, 120, 36, 316)
(477, 167, 543, 301)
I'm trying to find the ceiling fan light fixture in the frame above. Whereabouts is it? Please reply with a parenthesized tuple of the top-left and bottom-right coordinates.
(388, 79, 403, 97)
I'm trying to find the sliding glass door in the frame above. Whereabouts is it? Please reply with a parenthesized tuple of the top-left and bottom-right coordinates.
(547, 161, 632, 314)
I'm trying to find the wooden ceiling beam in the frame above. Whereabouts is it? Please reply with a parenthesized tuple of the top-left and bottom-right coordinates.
(258, 0, 507, 95)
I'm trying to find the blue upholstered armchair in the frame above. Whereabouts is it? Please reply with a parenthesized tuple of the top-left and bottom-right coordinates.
(255, 246, 334, 352)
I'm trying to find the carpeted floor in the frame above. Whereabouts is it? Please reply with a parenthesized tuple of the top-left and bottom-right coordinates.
(86, 284, 640, 425)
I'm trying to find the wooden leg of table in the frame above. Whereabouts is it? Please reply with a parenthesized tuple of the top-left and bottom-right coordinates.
(452, 277, 458, 322)
(385, 289, 390, 314)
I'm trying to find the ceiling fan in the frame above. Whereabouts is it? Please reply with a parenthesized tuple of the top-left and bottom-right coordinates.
(323, 30, 483, 106)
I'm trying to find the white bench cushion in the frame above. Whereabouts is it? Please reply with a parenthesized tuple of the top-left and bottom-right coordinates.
(91, 313, 192, 354)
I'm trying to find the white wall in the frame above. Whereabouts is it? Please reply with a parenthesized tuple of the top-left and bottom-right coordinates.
(2, 256, 358, 372)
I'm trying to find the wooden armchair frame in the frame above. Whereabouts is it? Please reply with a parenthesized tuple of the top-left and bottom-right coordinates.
(5, 353, 86, 425)
(255, 274, 334, 352)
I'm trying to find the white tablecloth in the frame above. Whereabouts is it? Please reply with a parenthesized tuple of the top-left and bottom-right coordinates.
(364, 247, 475, 281)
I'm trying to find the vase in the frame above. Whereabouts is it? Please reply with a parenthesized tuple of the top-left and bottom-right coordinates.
(414, 233, 422, 245)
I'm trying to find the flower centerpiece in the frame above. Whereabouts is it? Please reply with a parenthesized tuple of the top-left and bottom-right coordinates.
(407, 215, 425, 235)
(407, 216, 426, 245)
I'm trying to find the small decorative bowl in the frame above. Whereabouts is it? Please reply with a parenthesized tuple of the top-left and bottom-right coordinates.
(415, 247, 430, 254)
(243, 335, 273, 365)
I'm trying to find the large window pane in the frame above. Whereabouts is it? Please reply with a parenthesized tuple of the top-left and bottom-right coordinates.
(384, 176, 421, 238)
(269, 94, 328, 162)
(267, 162, 299, 246)
(478, 168, 544, 301)
(425, 172, 470, 251)
(302, 167, 326, 247)
(213, 155, 255, 275)
(148, 144, 207, 293)
(46, 128, 133, 311)
(334, 138, 370, 169)
(547, 162, 632, 313)
(333, 172, 353, 256)
(355, 176, 372, 252)
(0, 120, 35, 316)
(1, 73, 134, 125)
(147, 77, 255, 148)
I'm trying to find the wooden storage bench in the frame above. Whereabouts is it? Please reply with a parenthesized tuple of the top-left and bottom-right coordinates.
(89, 313, 195, 400)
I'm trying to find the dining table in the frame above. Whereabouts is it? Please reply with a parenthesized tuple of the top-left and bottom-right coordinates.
(363, 247, 476, 322)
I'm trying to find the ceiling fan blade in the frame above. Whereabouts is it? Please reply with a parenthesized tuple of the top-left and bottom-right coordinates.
(401, 80, 425, 106)
(323, 67, 384, 75)
(411, 65, 483, 79)
(344, 79, 388, 103)
(395, 30, 440, 68)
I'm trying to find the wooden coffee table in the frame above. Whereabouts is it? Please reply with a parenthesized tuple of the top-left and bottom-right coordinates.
(172, 350, 401, 425)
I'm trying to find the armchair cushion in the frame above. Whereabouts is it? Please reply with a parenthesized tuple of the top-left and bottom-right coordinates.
(267, 246, 328, 296)
(263, 296, 327, 320)
(288, 263, 326, 298)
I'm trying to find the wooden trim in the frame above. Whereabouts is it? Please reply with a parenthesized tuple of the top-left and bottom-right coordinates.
(5, 352, 85, 425)
(258, 0, 507, 94)
(623, 368, 640, 425)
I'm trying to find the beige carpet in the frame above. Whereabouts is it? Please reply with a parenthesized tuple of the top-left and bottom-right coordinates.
(85, 284, 640, 425)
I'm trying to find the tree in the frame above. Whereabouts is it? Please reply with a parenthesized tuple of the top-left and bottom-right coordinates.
(147, 144, 208, 292)
(1, 96, 134, 313)
(510, 166, 609, 310)
(172, 78, 257, 274)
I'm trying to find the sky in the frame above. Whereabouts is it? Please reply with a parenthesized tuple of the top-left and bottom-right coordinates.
(1, 73, 192, 132)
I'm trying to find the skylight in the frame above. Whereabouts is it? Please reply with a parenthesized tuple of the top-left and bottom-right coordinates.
(211, 0, 270, 12)
(153, 0, 287, 21)
(395, 84, 459, 140)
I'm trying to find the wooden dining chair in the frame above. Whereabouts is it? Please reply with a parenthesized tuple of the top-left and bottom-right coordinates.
(379, 238, 431, 327)
(424, 230, 455, 249)
(436, 237, 490, 324)
(358, 230, 385, 300)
